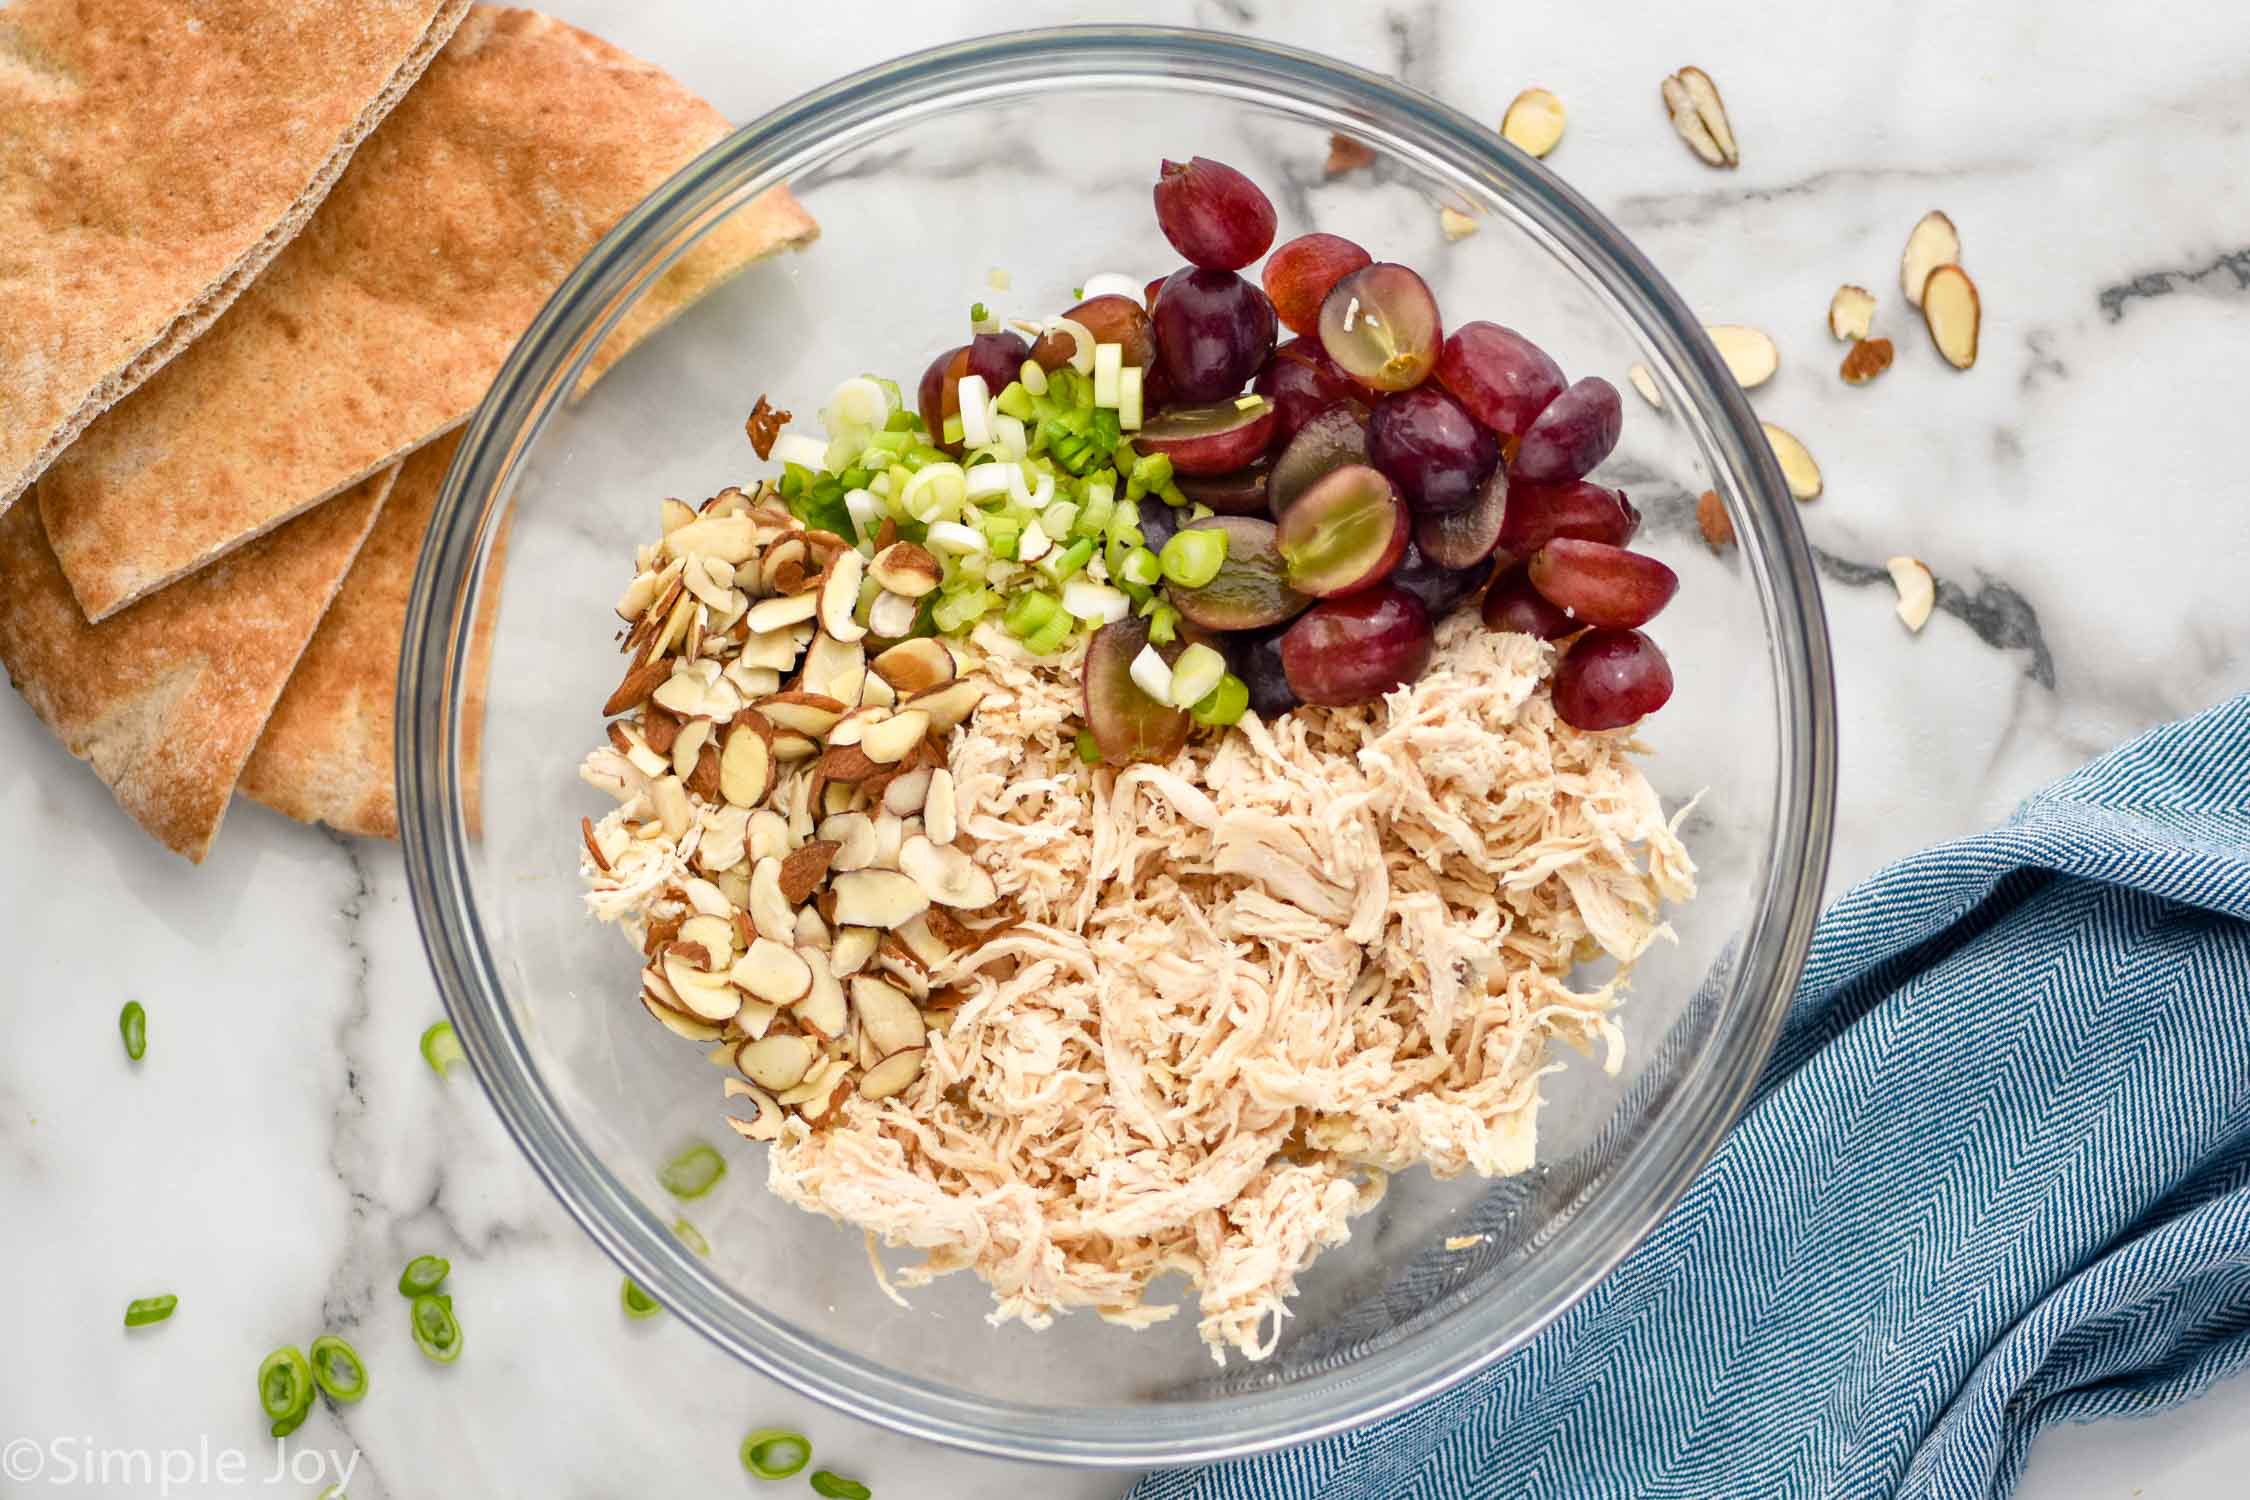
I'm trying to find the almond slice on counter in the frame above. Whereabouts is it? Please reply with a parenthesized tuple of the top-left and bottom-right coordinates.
(1829, 285, 1876, 341)
(1840, 336, 1895, 385)
(1661, 66, 1737, 168)
(1499, 87, 1566, 158)
(1887, 556, 1936, 632)
(1626, 363, 1663, 409)
(1695, 490, 1736, 550)
(1920, 265, 1981, 369)
(1705, 324, 1778, 388)
(1437, 206, 1479, 242)
(1761, 422, 1823, 501)
(1899, 211, 1960, 308)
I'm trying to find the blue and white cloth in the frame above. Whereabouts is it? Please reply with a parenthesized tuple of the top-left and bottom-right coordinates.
(1134, 695, 2250, 1500)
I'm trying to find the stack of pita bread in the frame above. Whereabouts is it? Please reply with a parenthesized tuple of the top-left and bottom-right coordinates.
(0, 2, 818, 860)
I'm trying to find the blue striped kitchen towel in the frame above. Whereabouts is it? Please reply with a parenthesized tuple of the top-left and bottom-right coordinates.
(1132, 694, 2250, 1500)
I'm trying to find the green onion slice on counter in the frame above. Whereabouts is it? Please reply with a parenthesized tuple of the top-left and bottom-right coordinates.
(258, 1346, 316, 1436)
(672, 1218, 711, 1258)
(739, 1428, 812, 1480)
(419, 1020, 465, 1077)
(123, 1294, 176, 1327)
(397, 1254, 450, 1297)
(408, 1294, 463, 1365)
(308, 1335, 369, 1403)
(621, 1278, 662, 1319)
(118, 1001, 146, 1061)
(658, 1142, 727, 1199)
(809, 1470, 872, 1499)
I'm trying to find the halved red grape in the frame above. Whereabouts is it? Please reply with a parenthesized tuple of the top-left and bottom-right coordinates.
(1263, 233, 1373, 337)
(1153, 156, 1277, 270)
(1152, 268, 1277, 402)
(1168, 516, 1310, 632)
(1032, 295, 1155, 371)
(968, 330, 1033, 391)
(1233, 627, 1299, 718)
(1369, 384, 1498, 515)
(1253, 338, 1363, 447)
(1527, 538, 1679, 629)
(1135, 398, 1278, 475)
(1277, 465, 1409, 597)
(1434, 322, 1566, 439)
(1175, 459, 1271, 515)
(1279, 586, 1435, 706)
(1497, 479, 1638, 557)
(1269, 402, 1371, 518)
(1391, 538, 1489, 620)
(1144, 274, 1169, 311)
(1480, 562, 1575, 639)
(1084, 618, 1189, 763)
(1318, 263, 1441, 392)
(1553, 628, 1673, 730)
(1512, 377, 1622, 483)
(917, 344, 970, 453)
(1414, 465, 1507, 569)
(1136, 498, 1183, 553)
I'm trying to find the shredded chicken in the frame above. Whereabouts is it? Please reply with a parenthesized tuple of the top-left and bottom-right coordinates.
(766, 619, 1695, 1361)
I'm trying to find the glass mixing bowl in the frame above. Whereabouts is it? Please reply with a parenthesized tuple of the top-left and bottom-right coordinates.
(399, 26, 1836, 1468)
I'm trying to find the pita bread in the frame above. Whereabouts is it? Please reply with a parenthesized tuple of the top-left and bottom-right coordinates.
(38, 5, 818, 621)
(0, 472, 394, 862)
(0, 0, 469, 515)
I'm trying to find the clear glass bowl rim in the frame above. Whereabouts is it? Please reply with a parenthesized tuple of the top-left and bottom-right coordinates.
(398, 24, 1838, 1468)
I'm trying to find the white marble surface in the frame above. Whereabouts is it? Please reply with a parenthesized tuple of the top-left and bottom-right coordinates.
(5, 2, 2249, 1497)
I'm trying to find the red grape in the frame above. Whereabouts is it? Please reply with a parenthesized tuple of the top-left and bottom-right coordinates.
(1144, 274, 1168, 311)
(1084, 618, 1189, 763)
(1526, 538, 1679, 629)
(1368, 384, 1499, 515)
(1279, 586, 1435, 706)
(1175, 460, 1271, 515)
(1318, 263, 1441, 391)
(1497, 479, 1638, 558)
(1168, 516, 1310, 632)
(1134, 398, 1278, 475)
(1136, 497, 1182, 554)
(1512, 376, 1622, 483)
(1480, 562, 1576, 639)
(1033, 295, 1155, 371)
(1414, 465, 1507, 569)
(1263, 233, 1373, 336)
(1435, 322, 1566, 438)
(1152, 267, 1278, 402)
(1277, 465, 1409, 597)
(1553, 629, 1673, 730)
(968, 330, 1033, 391)
(1268, 401, 1372, 518)
(1153, 156, 1277, 271)
(1390, 537, 1489, 621)
(1233, 627, 1300, 717)
(1253, 338, 1363, 447)
(917, 344, 970, 453)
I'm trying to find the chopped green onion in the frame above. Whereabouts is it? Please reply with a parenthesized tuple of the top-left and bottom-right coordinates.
(118, 1000, 146, 1061)
(1192, 672, 1251, 727)
(969, 301, 989, 324)
(1018, 358, 1048, 396)
(882, 407, 915, 433)
(673, 1218, 711, 1258)
(1130, 452, 1173, 494)
(1022, 612, 1075, 655)
(621, 1278, 662, 1319)
(995, 381, 1034, 420)
(865, 429, 912, 456)
(419, 1020, 464, 1078)
(408, 1294, 463, 1365)
(1147, 600, 1182, 646)
(1003, 589, 1063, 641)
(397, 1255, 450, 1297)
(1041, 537, 1095, 583)
(941, 413, 964, 446)
(658, 1142, 727, 1200)
(1168, 643, 1228, 709)
(740, 1428, 813, 1481)
(778, 463, 809, 500)
(309, 1335, 369, 1403)
(1041, 499, 1079, 538)
(258, 1346, 315, 1436)
(1075, 730, 1103, 764)
(930, 586, 996, 634)
(124, 1294, 177, 1327)
(1159, 528, 1228, 589)
(1118, 546, 1161, 588)
(809, 1471, 872, 1500)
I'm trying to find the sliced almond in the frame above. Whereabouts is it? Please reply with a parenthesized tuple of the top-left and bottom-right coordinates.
(747, 809, 792, 863)
(896, 913, 953, 972)
(829, 925, 881, 977)
(829, 869, 930, 929)
(786, 770, 816, 845)
(649, 775, 694, 841)
(737, 624, 807, 673)
(737, 1033, 817, 1091)
(858, 1048, 925, 1100)
(820, 780, 859, 818)
(719, 722, 772, 808)
(818, 743, 884, 785)
(778, 840, 839, 905)
(745, 591, 820, 634)
(1829, 284, 1876, 341)
(757, 535, 809, 596)
(722, 1079, 783, 1141)
(715, 865, 754, 913)
(669, 717, 714, 781)
(1437, 205, 1479, 242)
(855, 1023, 886, 1074)
(877, 940, 931, 1000)
(1626, 363, 1663, 409)
(1886, 556, 1936, 632)
(868, 542, 942, 599)
(772, 731, 820, 762)
(1900, 211, 1960, 308)
(678, 914, 736, 966)
(778, 1055, 851, 1111)
(1695, 490, 1736, 550)
(796, 965, 849, 1038)
(664, 513, 761, 565)
(661, 953, 741, 1022)
(850, 975, 927, 1057)
(1499, 87, 1566, 158)
(729, 938, 813, 1005)
(867, 591, 920, 640)
(881, 766, 933, 817)
(827, 704, 887, 749)
(749, 856, 796, 942)
(818, 548, 868, 642)
(1705, 325, 1778, 389)
(1921, 265, 1980, 370)
(645, 588, 695, 663)
(898, 835, 997, 910)
(602, 656, 671, 717)
(685, 742, 723, 803)
(1662, 66, 1737, 168)
(922, 769, 958, 845)
(1761, 422, 1823, 501)
(859, 670, 897, 710)
(615, 568, 663, 622)
(871, 638, 955, 696)
(871, 811, 906, 871)
(1840, 336, 1895, 385)
(860, 708, 930, 765)
(733, 998, 779, 1041)
(801, 631, 867, 705)
(681, 877, 732, 918)
(793, 904, 830, 951)
(820, 812, 879, 871)
(642, 990, 725, 1042)
(909, 678, 985, 734)
(758, 691, 848, 738)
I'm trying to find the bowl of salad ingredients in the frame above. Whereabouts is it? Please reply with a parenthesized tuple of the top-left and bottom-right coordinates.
(401, 26, 1835, 1467)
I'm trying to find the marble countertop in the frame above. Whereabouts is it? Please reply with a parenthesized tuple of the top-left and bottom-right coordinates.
(5, 2, 2247, 1496)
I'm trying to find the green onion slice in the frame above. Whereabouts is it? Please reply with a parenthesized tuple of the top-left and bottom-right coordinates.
(123, 1294, 177, 1328)
(672, 1218, 712, 1258)
(408, 1293, 463, 1365)
(1075, 729, 1103, 765)
(419, 1020, 464, 1078)
(1159, 528, 1228, 589)
(658, 1142, 727, 1200)
(397, 1254, 451, 1297)
(258, 1346, 316, 1432)
(809, 1470, 873, 1499)
(308, 1335, 369, 1403)
(739, 1428, 812, 1480)
(1191, 673, 1252, 728)
(621, 1278, 662, 1319)
(118, 1001, 146, 1061)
